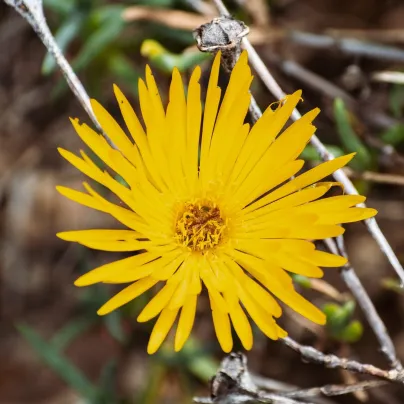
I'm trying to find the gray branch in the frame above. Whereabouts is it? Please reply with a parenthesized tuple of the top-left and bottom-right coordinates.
(194, 352, 393, 404)
(325, 237, 402, 370)
(3, 0, 102, 134)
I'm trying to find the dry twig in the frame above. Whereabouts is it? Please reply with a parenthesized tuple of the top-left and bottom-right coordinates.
(3, 0, 103, 135)
(194, 353, 394, 404)
(282, 337, 404, 382)
(343, 167, 404, 187)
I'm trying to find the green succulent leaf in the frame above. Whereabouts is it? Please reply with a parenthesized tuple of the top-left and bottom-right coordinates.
(17, 323, 100, 401)
(334, 98, 373, 171)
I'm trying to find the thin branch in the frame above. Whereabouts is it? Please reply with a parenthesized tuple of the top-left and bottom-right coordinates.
(287, 31, 404, 63)
(209, 0, 403, 370)
(195, 353, 318, 404)
(284, 380, 386, 399)
(330, 236, 402, 370)
(3, 0, 103, 135)
(196, 352, 395, 404)
(282, 337, 404, 383)
(325, 28, 404, 44)
(344, 167, 404, 187)
(251, 375, 337, 404)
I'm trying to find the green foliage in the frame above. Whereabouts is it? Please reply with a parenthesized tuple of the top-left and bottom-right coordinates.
(108, 53, 141, 96)
(323, 301, 363, 343)
(72, 5, 126, 72)
(179, 338, 218, 381)
(333, 98, 373, 171)
(382, 277, 404, 294)
(389, 84, 404, 118)
(292, 274, 312, 289)
(381, 124, 404, 146)
(42, 0, 204, 99)
(17, 323, 101, 402)
(51, 317, 97, 351)
(141, 39, 211, 73)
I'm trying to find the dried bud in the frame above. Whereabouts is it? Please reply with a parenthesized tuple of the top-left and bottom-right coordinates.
(193, 16, 249, 71)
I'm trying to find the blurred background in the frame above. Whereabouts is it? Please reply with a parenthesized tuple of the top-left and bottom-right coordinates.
(1, 0, 404, 403)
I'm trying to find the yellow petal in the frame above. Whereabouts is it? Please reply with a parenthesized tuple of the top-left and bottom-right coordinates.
(272, 254, 324, 278)
(203, 275, 228, 314)
(69, 119, 117, 171)
(220, 254, 282, 317)
(97, 277, 158, 315)
(152, 253, 188, 281)
(56, 186, 108, 213)
(168, 277, 190, 310)
(210, 295, 233, 353)
(235, 279, 278, 340)
(246, 153, 356, 213)
(103, 250, 182, 284)
(199, 52, 221, 188)
(175, 295, 197, 352)
(264, 108, 319, 166)
(184, 66, 202, 193)
(302, 250, 347, 267)
(137, 281, 178, 322)
(90, 98, 135, 163)
(287, 225, 345, 239)
(74, 252, 161, 286)
(229, 91, 302, 190)
(316, 207, 377, 224)
(78, 240, 154, 252)
(226, 296, 253, 350)
(113, 84, 165, 191)
(299, 195, 366, 212)
(58, 148, 105, 184)
(265, 278, 326, 325)
(147, 307, 179, 354)
(242, 185, 329, 219)
(57, 229, 142, 242)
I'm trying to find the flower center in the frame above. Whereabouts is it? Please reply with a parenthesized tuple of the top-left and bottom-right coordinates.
(175, 201, 226, 252)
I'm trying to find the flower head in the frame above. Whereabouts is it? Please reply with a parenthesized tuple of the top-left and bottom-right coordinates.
(57, 51, 376, 354)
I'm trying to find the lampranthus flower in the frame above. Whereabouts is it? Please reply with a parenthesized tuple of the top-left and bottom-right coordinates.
(57, 51, 377, 354)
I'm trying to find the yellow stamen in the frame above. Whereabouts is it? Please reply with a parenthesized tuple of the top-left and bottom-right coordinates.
(175, 201, 227, 252)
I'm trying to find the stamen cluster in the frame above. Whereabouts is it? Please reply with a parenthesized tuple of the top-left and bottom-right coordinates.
(175, 201, 226, 252)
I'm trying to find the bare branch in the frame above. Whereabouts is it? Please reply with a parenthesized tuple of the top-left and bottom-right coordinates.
(288, 31, 404, 63)
(284, 380, 386, 399)
(3, 0, 103, 135)
(195, 353, 317, 404)
(281, 337, 404, 383)
(343, 167, 404, 187)
(327, 237, 402, 370)
(195, 352, 393, 404)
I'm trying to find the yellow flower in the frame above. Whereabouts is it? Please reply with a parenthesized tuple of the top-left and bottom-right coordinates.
(57, 51, 376, 354)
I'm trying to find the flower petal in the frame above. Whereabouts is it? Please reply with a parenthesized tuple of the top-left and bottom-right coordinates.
(147, 307, 179, 354)
(97, 277, 158, 315)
